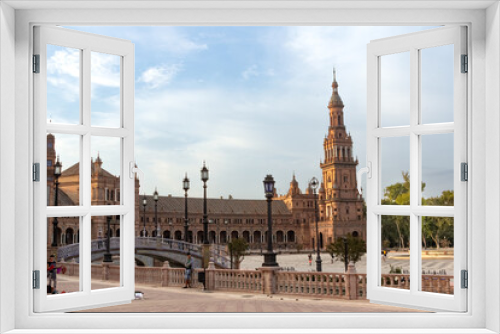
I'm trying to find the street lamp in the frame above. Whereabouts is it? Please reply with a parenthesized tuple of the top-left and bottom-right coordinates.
(103, 216, 113, 262)
(153, 187, 159, 238)
(183, 173, 190, 243)
(310, 177, 322, 272)
(142, 194, 147, 237)
(343, 236, 350, 273)
(51, 156, 62, 247)
(262, 174, 278, 267)
(201, 162, 209, 245)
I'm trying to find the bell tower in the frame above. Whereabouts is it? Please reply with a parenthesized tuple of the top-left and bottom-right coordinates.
(319, 69, 366, 241)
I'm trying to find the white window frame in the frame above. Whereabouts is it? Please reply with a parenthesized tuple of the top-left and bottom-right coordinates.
(0, 1, 499, 333)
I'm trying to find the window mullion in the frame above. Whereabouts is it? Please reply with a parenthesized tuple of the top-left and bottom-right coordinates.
(409, 47, 420, 294)
(81, 47, 91, 294)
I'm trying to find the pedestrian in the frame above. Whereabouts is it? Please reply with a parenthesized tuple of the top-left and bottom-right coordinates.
(47, 255, 65, 294)
(183, 252, 192, 288)
(308, 253, 312, 266)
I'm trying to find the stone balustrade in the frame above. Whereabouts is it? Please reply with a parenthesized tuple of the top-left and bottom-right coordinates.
(60, 261, 452, 299)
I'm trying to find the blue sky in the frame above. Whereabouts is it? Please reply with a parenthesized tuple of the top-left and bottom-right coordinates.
(49, 26, 453, 200)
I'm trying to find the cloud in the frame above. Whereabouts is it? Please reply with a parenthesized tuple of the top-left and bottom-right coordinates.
(138, 64, 182, 88)
(242, 64, 275, 80)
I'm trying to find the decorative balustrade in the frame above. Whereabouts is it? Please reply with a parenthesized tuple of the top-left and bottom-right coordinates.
(214, 269, 262, 292)
(276, 271, 349, 299)
(380, 274, 453, 295)
(59, 262, 452, 299)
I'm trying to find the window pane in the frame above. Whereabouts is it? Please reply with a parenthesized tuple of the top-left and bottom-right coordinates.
(380, 52, 410, 127)
(381, 215, 410, 290)
(421, 216, 454, 295)
(46, 45, 80, 125)
(47, 217, 80, 295)
(91, 52, 121, 128)
(421, 133, 454, 205)
(91, 215, 121, 290)
(421, 45, 454, 124)
(91, 136, 121, 205)
(381, 136, 410, 205)
(47, 133, 80, 206)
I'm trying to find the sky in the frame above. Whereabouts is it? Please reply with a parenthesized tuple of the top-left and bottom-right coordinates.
(47, 26, 454, 200)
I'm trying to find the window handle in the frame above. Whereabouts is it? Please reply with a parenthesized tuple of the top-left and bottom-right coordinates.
(129, 161, 145, 193)
(357, 161, 371, 195)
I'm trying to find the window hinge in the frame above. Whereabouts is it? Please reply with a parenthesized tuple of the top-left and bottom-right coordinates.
(33, 270, 40, 289)
(33, 54, 40, 73)
(461, 270, 468, 289)
(461, 54, 468, 73)
(33, 163, 40, 182)
(461, 162, 468, 181)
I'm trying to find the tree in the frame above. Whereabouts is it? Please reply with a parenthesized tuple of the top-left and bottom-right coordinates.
(227, 238, 249, 269)
(327, 235, 366, 270)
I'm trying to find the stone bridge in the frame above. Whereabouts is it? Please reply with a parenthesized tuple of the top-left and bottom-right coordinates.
(57, 237, 230, 269)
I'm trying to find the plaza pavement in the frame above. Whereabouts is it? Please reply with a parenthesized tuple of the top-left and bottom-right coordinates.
(52, 276, 426, 313)
(240, 252, 453, 275)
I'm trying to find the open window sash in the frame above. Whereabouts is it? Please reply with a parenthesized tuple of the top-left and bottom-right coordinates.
(366, 26, 467, 312)
(33, 26, 135, 312)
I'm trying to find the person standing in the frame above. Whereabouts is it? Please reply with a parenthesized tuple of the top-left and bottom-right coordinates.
(308, 253, 312, 266)
(47, 255, 65, 294)
(183, 252, 193, 288)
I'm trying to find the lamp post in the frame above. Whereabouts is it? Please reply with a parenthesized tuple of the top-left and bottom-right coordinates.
(201, 162, 209, 245)
(51, 156, 62, 247)
(142, 194, 147, 237)
(262, 174, 278, 267)
(343, 236, 349, 273)
(103, 216, 113, 262)
(153, 188, 159, 238)
(183, 174, 190, 243)
(200, 162, 210, 271)
(310, 177, 322, 272)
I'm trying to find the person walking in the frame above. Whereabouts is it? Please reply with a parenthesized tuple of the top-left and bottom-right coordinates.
(308, 253, 312, 266)
(183, 252, 193, 288)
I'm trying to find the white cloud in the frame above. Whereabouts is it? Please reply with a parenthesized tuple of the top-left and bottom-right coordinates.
(242, 64, 276, 80)
(138, 64, 182, 88)
(91, 52, 121, 88)
(242, 65, 259, 80)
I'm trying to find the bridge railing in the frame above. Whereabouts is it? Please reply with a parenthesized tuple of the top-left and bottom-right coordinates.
(57, 237, 229, 268)
(60, 260, 451, 299)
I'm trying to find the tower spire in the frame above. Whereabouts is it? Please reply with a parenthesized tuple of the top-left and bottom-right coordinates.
(328, 67, 343, 108)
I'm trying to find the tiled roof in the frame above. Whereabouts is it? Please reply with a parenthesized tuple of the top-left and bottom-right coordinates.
(141, 196, 291, 216)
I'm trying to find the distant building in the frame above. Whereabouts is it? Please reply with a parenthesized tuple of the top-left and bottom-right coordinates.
(46, 70, 365, 250)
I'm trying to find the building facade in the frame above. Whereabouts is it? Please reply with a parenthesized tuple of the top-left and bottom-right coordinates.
(46, 71, 366, 251)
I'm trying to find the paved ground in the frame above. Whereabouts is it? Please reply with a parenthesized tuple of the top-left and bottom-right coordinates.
(51, 276, 426, 313)
(240, 252, 453, 275)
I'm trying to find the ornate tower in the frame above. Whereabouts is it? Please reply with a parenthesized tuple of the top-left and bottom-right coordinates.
(319, 69, 366, 241)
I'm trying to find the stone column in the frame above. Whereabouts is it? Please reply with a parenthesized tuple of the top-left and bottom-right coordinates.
(161, 261, 170, 287)
(259, 267, 279, 295)
(347, 261, 357, 300)
(207, 261, 216, 290)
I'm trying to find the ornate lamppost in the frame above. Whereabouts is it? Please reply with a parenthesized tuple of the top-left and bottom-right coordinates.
(201, 162, 210, 270)
(51, 156, 62, 247)
(343, 236, 349, 273)
(201, 162, 209, 245)
(103, 216, 113, 262)
(142, 194, 147, 237)
(183, 174, 190, 243)
(262, 175, 278, 267)
(310, 177, 322, 272)
(153, 188, 159, 238)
